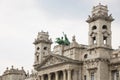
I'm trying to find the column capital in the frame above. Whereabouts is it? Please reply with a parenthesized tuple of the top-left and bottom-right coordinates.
(41, 75, 44, 80)
(62, 69, 66, 72)
(74, 68, 79, 71)
(48, 73, 51, 75)
(67, 68, 72, 71)
(55, 71, 59, 74)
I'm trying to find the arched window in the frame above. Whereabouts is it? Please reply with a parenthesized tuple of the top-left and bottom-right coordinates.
(103, 36, 107, 45)
(37, 47, 40, 50)
(92, 26, 97, 30)
(36, 55, 39, 61)
(91, 72, 94, 80)
(102, 25, 107, 29)
(93, 37, 96, 44)
(84, 54, 88, 59)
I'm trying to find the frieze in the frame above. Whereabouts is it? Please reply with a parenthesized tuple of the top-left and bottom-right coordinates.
(84, 58, 109, 69)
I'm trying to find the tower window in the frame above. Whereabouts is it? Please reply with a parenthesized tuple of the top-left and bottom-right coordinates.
(91, 72, 94, 80)
(36, 55, 39, 61)
(37, 47, 40, 50)
(112, 70, 119, 80)
(43, 47, 47, 50)
(93, 37, 96, 44)
(84, 54, 88, 59)
(102, 25, 107, 29)
(84, 75, 87, 80)
(92, 26, 97, 30)
(103, 36, 107, 45)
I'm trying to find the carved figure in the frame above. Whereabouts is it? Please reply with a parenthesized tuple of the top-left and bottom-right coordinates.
(55, 32, 70, 45)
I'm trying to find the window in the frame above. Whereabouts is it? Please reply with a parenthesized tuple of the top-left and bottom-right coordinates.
(84, 54, 88, 59)
(37, 47, 40, 50)
(84, 75, 87, 80)
(103, 36, 107, 45)
(93, 37, 96, 44)
(92, 26, 97, 30)
(91, 72, 94, 80)
(112, 71, 119, 80)
(102, 25, 107, 29)
(36, 55, 39, 61)
(43, 47, 47, 50)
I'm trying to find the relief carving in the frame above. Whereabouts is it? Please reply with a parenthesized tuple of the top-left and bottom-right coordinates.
(41, 56, 65, 68)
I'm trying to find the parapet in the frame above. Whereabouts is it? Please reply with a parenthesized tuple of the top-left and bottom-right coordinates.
(33, 31, 52, 44)
(2, 66, 26, 76)
(86, 3, 114, 23)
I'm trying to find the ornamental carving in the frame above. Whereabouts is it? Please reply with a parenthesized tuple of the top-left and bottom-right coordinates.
(41, 56, 65, 68)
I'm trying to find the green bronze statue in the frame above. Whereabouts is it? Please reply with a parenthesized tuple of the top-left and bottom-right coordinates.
(55, 32, 70, 45)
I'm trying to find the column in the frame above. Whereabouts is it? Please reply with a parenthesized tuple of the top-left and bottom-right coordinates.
(55, 71, 58, 80)
(118, 70, 120, 80)
(67, 69, 71, 80)
(41, 75, 44, 80)
(39, 76, 41, 80)
(63, 70, 66, 80)
(74, 69, 78, 80)
(48, 73, 51, 80)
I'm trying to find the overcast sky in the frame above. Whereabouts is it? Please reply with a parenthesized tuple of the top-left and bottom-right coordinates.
(0, 0, 120, 75)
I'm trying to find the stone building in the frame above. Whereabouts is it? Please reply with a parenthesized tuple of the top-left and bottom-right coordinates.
(25, 70, 37, 80)
(33, 4, 120, 80)
(1, 66, 26, 80)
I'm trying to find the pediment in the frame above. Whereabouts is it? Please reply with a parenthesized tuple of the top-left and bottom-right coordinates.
(35, 54, 82, 71)
(40, 55, 66, 69)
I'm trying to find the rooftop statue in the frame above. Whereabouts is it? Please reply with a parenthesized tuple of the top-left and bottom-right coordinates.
(55, 32, 70, 46)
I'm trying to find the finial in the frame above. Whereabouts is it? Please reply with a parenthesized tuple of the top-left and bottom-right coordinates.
(27, 70, 29, 77)
(105, 5, 107, 7)
(72, 35, 76, 42)
(11, 65, 14, 69)
(21, 67, 24, 70)
(99, 3, 101, 5)
(6, 67, 8, 70)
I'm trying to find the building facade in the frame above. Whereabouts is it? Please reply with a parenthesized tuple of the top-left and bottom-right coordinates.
(1, 66, 26, 80)
(33, 4, 120, 80)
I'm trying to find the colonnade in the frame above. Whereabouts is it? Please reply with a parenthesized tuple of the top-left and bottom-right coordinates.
(39, 69, 78, 80)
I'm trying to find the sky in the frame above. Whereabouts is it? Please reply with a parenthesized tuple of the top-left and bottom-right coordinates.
(0, 0, 120, 75)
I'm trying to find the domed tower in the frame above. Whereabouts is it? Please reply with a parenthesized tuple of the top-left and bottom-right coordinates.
(86, 3, 114, 49)
(33, 31, 52, 66)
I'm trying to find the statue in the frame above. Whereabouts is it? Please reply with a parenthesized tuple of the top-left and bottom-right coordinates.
(55, 32, 70, 46)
